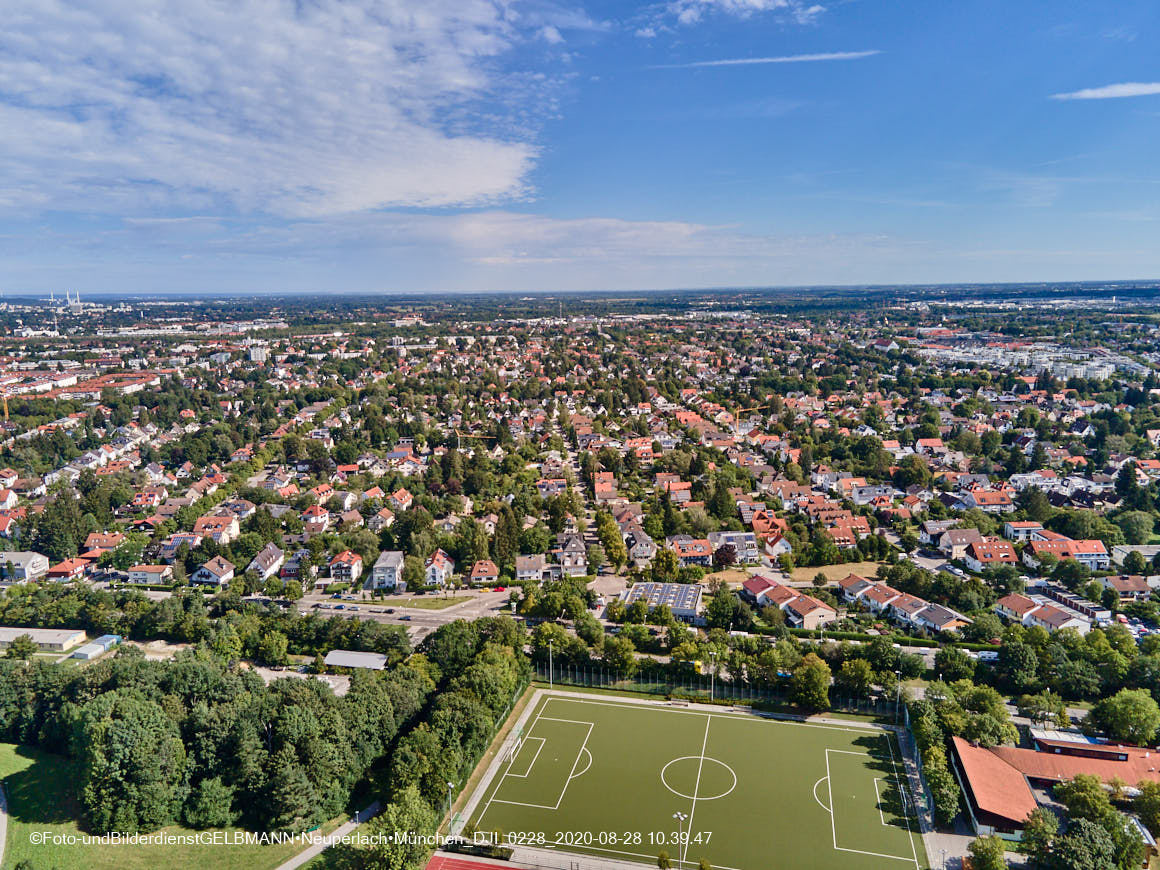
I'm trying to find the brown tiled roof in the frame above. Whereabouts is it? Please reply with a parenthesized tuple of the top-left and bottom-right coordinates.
(950, 738, 1037, 826)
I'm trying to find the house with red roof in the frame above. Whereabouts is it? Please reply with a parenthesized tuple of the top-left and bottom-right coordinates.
(329, 550, 363, 584)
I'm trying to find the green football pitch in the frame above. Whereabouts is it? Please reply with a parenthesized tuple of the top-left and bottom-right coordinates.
(467, 693, 928, 870)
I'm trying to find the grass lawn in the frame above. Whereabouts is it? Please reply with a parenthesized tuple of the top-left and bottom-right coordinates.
(0, 743, 338, 870)
(702, 568, 751, 587)
(392, 595, 472, 610)
(792, 561, 886, 584)
(467, 694, 928, 870)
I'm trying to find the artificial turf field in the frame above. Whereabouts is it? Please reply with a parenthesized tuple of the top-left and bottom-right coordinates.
(468, 693, 928, 870)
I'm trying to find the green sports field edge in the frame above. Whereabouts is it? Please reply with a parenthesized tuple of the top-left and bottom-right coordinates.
(461, 691, 930, 870)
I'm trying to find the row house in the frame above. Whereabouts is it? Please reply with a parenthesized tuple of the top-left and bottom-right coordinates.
(739, 575, 837, 630)
(994, 593, 1091, 634)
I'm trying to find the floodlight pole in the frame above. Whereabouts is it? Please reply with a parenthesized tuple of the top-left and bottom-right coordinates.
(709, 651, 717, 703)
(672, 811, 688, 870)
(894, 668, 902, 724)
(446, 780, 454, 835)
(549, 639, 554, 690)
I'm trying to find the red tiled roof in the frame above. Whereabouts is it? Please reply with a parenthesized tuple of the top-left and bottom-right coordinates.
(950, 738, 1037, 826)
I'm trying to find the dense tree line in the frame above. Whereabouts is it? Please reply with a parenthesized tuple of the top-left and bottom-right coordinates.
(0, 582, 410, 662)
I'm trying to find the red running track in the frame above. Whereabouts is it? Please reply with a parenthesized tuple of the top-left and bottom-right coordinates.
(426, 855, 516, 870)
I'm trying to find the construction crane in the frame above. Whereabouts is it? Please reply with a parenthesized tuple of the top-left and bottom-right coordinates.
(733, 402, 773, 434)
(454, 429, 492, 451)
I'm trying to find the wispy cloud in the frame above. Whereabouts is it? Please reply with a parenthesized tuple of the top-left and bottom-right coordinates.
(1051, 82, 1160, 100)
(667, 0, 827, 26)
(0, 0, 563, 218)
(652, 50, 880, 69)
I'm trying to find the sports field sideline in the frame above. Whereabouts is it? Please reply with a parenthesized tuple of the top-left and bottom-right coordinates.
(465, 693, 929, 870)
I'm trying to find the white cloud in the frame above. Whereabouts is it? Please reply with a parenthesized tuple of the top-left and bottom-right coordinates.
(110, 209, 920, 277)
(652, 50, 880, 69)
(0, 0, 550, 217)
(1051, 82, 1160, 100)
(667, 0, 826, 26)
(539, 25, 565, 44)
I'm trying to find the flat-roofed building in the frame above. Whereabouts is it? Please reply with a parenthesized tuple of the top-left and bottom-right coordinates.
(323, 649, 389, 670)
(622, 582, 704, 622)
(0, 626, 86, 651)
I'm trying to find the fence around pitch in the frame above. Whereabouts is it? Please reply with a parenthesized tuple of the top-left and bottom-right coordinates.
(532, 662, 904, 718)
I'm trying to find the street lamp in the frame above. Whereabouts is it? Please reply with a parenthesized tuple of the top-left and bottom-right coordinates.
(894, 668, 902, 724)
(708, 651, 717, 703)
(446, 781, 455, 837)
(672, 811, 688, 870)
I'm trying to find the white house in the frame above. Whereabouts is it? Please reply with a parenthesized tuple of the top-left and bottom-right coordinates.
(370, 550, 406, 591)
(425, 549, 455, 586)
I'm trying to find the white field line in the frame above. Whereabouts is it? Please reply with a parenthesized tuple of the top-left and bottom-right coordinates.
(546, 694, 875, 734)
(478, 697, 550, 826)
(874, 778, 887, 826)
(682, 715, 712, 868)
(508, 736, 546, 778)
(826, 749, 916, 865)
(884, 731, 921, 869)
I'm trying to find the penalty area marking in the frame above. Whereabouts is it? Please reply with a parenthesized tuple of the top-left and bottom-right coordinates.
(825, 748, 917, 866)
(813, 776, 831, 813)
(507, 736, 546, 778)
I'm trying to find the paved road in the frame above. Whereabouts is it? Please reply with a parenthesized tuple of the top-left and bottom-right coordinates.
(273, 801, 380, 870)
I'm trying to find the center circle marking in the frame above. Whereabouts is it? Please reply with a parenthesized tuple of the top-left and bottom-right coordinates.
(660, 756, 738, 801)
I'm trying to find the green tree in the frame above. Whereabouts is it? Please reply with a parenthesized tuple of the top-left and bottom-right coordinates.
(1135, 780, 1160, 837)
(790, 653, 831, 711)
(602, 635, 638, 678)
(363, 785, 437, 870)
(257, 631, 289, 667)
(1089, 689, 1160, 746)
(651, 549, 679, 582)
(966, 834, 1006, 870)
(834, 658, 874, 698)
(265, 746, 319, 832)
(1116, 511, 1155, 546)
(934, 646, 975, 682)
(78, 690, 188, 833)
(3, 634, 37, 660)
(184, 777, 237, 828)
(1123, 549, 1148, 575)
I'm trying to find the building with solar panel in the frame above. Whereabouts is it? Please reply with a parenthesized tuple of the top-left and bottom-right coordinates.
(621, 582, 705, 624)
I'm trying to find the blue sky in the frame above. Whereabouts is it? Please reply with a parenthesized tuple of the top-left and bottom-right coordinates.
(1, 0, 1159, 294)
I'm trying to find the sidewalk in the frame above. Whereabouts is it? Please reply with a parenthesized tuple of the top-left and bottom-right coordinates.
(273, 801, 380, 870)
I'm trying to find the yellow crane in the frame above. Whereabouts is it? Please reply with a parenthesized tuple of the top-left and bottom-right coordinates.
(454, 429, 491, 450)
(733, 402, 772, 435)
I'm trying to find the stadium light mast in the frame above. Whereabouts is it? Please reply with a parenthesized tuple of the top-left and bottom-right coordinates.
(446, 781, 454, 834)
(708, 650, 717, 703)
(548, 639, 553, 690)
(894, 669, 902, 724)
(672, 811, 688, 870)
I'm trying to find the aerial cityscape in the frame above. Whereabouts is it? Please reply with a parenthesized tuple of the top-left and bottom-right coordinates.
(2, 3, 1160, 870)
